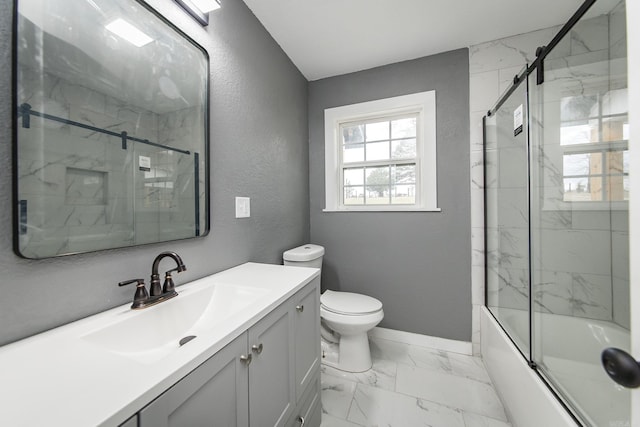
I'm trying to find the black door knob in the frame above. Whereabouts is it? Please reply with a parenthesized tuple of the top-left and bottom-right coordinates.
(601, 347, 640, 388)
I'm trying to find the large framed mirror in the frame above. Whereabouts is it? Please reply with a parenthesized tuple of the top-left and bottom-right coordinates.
(13, 0, 209, 259)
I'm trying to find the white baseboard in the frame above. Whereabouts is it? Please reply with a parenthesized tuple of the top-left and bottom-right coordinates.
(368, 327, 473, 355)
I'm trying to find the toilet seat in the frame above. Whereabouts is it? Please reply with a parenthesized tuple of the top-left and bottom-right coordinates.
(321, 290, 382, 315)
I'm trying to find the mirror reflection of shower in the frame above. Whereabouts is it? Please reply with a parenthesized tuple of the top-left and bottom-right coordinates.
(15, 0, 210, 259)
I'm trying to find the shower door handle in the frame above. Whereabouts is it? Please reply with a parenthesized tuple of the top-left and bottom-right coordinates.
(601, 347, 640, 388)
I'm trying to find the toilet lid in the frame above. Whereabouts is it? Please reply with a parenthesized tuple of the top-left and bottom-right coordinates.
(320, 290, 382, 315)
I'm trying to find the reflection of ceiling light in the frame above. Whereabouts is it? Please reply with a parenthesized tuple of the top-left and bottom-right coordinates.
(105, 19, 153, 47)
(174, 0, 220, 26)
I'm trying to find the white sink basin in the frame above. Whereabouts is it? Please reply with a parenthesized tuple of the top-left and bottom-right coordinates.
(0, 263, 320, 427)
(82, 282, 269, 363)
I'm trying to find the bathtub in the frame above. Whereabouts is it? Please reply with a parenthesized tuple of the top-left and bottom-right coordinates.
(481, 307, 630, 427)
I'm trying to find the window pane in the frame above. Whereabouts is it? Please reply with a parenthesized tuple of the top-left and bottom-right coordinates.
(391, 138, 416, 159)
(392, 185, 415, 204)
(560, 120, 599, 145)
(392, 164, 416, 184)
(589, 176, 603, 201)
(343, 168, 364, 186)
(366, 186, 389, 204)
(563, 177, 592, 201)
(343, 143, 364, 163)
(342, 124, 364, 144)
(563, 153, 598, 176)
(365, 166, 390, 204)
(601, 89, 628, 116)
(624, 150, 629, 173)
(366, 141, 389, 161)
(366, 121, 389, 141)
(392, 117, 416, 138)
(560, 95, 598, 121)
(602, 116, 628, 142)
(589, 152, 603, 174)
(366, 166, 390, 185)
(344, 186, 364, 205)
(607, 151, 624, 174)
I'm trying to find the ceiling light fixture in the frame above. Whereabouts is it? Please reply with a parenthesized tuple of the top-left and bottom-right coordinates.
(105, 18, 153, 47)
(174, 0, 221, 26)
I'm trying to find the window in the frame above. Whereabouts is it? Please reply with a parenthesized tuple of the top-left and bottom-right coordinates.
(324, 91, 439, 212)
(560, 89, 629, 203)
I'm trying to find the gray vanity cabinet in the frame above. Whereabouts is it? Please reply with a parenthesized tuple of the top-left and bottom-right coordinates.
(136, 278, 320, 427)
(293, 283, 320, 402)
(248, 299, 296, 427)
(139, 332, 250, 427)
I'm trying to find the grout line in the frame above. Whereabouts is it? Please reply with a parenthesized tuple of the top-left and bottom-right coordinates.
(344, 383, 364, 426)
(320, 368, 511, 426)
(321, 337, 510, 426)
(460, 409, 514, 426)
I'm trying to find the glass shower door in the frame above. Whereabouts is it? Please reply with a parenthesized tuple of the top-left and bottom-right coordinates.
(529, 1, 630, 425)
(485, 68, 531, 357)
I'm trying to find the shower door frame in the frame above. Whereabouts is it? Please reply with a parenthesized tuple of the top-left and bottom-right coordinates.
(483, 68, 585, 426)
(629, 0, 640, 423)
(483, 0, 634, 425)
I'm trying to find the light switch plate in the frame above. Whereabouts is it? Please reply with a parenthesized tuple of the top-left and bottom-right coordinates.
(235, 197, 250, 218)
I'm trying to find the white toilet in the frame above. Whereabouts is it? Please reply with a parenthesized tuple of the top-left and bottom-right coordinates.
(283, 244, 384, 373)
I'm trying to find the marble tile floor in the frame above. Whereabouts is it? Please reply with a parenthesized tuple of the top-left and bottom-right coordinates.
(320, 337, 512, 427)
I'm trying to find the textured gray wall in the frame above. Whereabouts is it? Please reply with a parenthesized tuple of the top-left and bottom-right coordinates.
(0, 0, 309, 346)
(309, 49, 472, 341)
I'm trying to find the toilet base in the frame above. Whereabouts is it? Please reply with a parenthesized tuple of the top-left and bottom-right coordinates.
(321, 333, 372, 373)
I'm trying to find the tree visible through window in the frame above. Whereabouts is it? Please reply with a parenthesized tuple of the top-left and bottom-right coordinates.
(341, 115, 418, 206)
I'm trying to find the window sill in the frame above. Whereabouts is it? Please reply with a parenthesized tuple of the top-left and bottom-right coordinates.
(323, 207, 442, 213)
(541, 200, 628, 211)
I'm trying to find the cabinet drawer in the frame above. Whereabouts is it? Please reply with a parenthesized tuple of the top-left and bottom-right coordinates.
(287, 374, 320, 427)
(139, 333, 249, 427)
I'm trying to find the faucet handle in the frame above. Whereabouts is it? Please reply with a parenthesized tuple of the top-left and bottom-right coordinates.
(162, 268, 180, 295)
(119, 279, 149, 309)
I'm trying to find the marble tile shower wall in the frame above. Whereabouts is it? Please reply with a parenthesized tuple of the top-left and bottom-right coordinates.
(532, 4, 629, 328)
(17, 69, 200, 257)
(469, 26, 561, 354)
(469, 8, 629, 354)
(158, 107, 207, 239)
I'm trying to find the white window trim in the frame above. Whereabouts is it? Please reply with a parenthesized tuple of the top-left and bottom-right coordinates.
(323, 91, 440, 212)
(541, 92, 629, 212)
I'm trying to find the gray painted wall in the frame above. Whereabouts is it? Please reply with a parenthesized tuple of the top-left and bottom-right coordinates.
(308, 49, 472, 341)
(0, 0, 309, 346)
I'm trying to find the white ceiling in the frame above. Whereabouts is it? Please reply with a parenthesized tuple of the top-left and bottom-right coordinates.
(242, 0, 584, 81)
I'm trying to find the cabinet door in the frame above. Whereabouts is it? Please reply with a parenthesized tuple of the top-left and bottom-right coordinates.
(286, 375, 321, 427)
(293, 279, 320, 402)
(139, 333, 249, 427)
(248, 300, 295, 427)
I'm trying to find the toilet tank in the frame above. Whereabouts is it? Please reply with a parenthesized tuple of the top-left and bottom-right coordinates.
(283, 244, 324, 270)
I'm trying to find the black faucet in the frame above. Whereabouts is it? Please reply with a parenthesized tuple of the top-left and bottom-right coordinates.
(150, 251, 187, 297)
(119, 251, 186, 309)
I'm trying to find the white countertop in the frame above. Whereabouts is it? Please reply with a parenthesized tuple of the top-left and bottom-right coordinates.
(0, 262, 319, 427)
